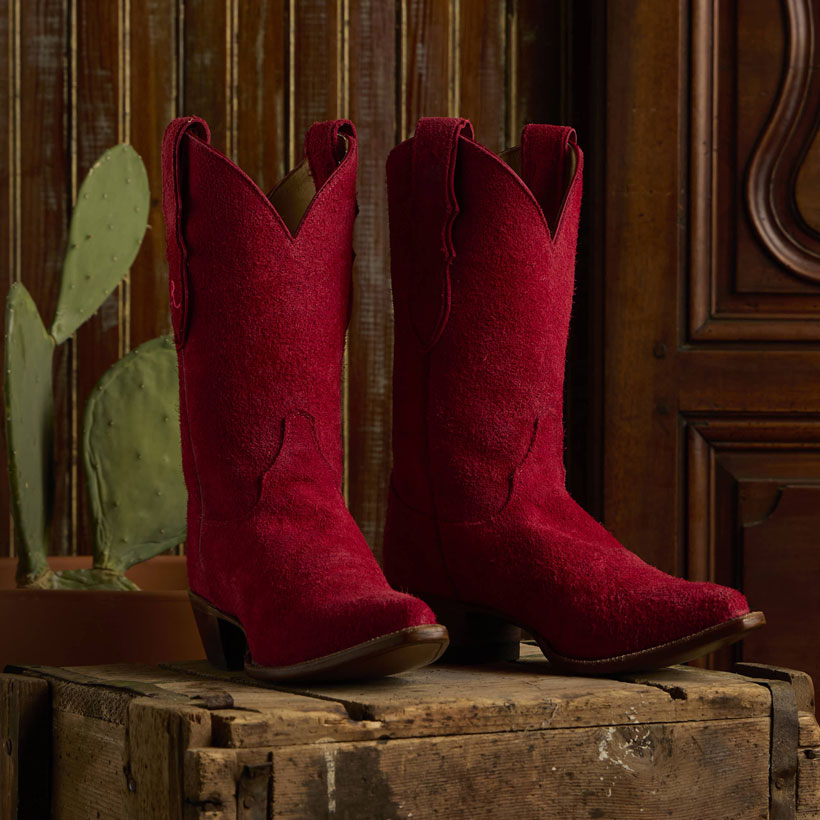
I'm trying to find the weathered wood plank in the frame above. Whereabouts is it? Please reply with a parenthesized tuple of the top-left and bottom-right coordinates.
(126, 697, 212, 820)
(0, 675, 16, 818)
(800, 711, 820, 749)
(292, 0, 342, 145)
(62, 661, 195, 684)
(236, 0, 287, 188)
(184, 747, 274, 820)
(185, 747, 241, 820)
(0, 674, 51, 820)
(0, 2, 10, 556)
(347, 0, 397, 557)
(55, 652, 774, 748)
(129, 0, 178, 348)
(51, 710, 128, 819)
(459, 0, 506, 151)
(182, 0, 231, 153)
(165, 652, 771, 749)
(735, 660, 815, 713)
(49, 676, 138, 725)
(56, 662, 362, 747)
(798, 746, 820, 817)
(511, 0, 564, 133)
(270, 718, 771, 819)
(12, 656, 820, 817)
(404, 0, 453, 129)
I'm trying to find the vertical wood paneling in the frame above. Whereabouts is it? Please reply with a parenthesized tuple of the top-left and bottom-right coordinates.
(512, 0, 564, 134)
(347, 0, 396, 556)
(0, 3, 11, 288)
(0, 1, 602, 564)
(404, 0, 454, 130)
(19, 0, 70, 555)
(73, 0, 123, 554)
(19, 0, 69, 321)
(0, 1, 13, 555)
(603, 0, 683, 573)
(562, 0, 606, 517)
(292, 0, 342, 166)
(236, 0, 287, 187)
(128, 0, 178, 348)
(458, 0, 506, 150)
(182, 0, 231, 153)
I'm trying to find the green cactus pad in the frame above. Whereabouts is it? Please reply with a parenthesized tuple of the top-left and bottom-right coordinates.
(4, 283, 55, 584)
(83, 335, 186, 573)
(50, 144, 150, 344)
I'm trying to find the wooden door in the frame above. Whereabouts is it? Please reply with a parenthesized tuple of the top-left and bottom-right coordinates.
(603, 0, 820, 685)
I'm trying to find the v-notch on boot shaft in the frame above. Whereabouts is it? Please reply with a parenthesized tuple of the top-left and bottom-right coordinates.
(383, 117, 764, 674)
(162, 116, 448, 681)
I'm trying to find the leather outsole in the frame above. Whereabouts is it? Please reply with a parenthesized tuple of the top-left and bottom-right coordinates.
(190, 591, 450, 682)
(537, 610, 766, 676)
(423, 593, 766, 675)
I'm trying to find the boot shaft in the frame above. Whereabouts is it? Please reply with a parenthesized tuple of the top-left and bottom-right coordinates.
(387, 118, 583, 523)
(162, 117, 358, 522)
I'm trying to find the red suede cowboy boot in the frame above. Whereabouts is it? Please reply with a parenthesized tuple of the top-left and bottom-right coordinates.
(162, 116, 448, 680)
(383, 117, 764, 674)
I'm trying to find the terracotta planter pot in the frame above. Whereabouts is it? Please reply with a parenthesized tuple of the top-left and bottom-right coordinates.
(0, 555, 204, 669)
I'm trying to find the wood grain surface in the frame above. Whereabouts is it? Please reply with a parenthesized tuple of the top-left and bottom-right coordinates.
(0, 0, 580, 560)
(6, 649, 819, 819)
(602, 0, 820, 687)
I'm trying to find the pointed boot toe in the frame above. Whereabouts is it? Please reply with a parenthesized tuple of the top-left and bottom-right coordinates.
(537, 575, 765, 676)
(243, 591, 448, 682)
(624, 580, 765, 669)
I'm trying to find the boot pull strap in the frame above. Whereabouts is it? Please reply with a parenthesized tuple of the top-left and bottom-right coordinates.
(409, 116, 475, 351)
(162, 115, 210, 349)
(304, 120, 357, 191)
(520, 125, 579, 238)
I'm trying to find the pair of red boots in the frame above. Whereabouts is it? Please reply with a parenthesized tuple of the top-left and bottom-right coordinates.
(161, 116, 763, 681)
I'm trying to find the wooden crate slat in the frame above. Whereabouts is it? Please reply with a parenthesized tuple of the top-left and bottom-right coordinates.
(4, 651, 820, 818)
(0, 673, 51, 820)
(267, 718, 771, 820)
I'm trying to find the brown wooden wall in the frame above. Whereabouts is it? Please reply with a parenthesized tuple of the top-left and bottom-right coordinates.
(0, 1, 599, 559)
(603, 0, 820, 684)
(4, 0, 817, 687)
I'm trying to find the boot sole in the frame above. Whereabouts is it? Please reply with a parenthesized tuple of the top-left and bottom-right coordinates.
(423, 594, 766, 675)
(189, 592, 450, 681)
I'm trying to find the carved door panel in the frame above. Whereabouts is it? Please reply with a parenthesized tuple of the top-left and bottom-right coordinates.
(603, 0, 820, 687)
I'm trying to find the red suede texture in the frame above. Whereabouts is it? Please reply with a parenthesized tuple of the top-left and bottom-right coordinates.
(162, 116, 435, 667)
(384, 118, 750, 661)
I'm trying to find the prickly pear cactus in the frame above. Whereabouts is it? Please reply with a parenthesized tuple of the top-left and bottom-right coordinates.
(4, 283, 55, 585)
(83, 335, 186, 573)
(50, 144, 150, 345)
(4, 143, 154, 588)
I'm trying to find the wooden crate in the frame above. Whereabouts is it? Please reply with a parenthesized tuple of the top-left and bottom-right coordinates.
(1, 645, 819, 819)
